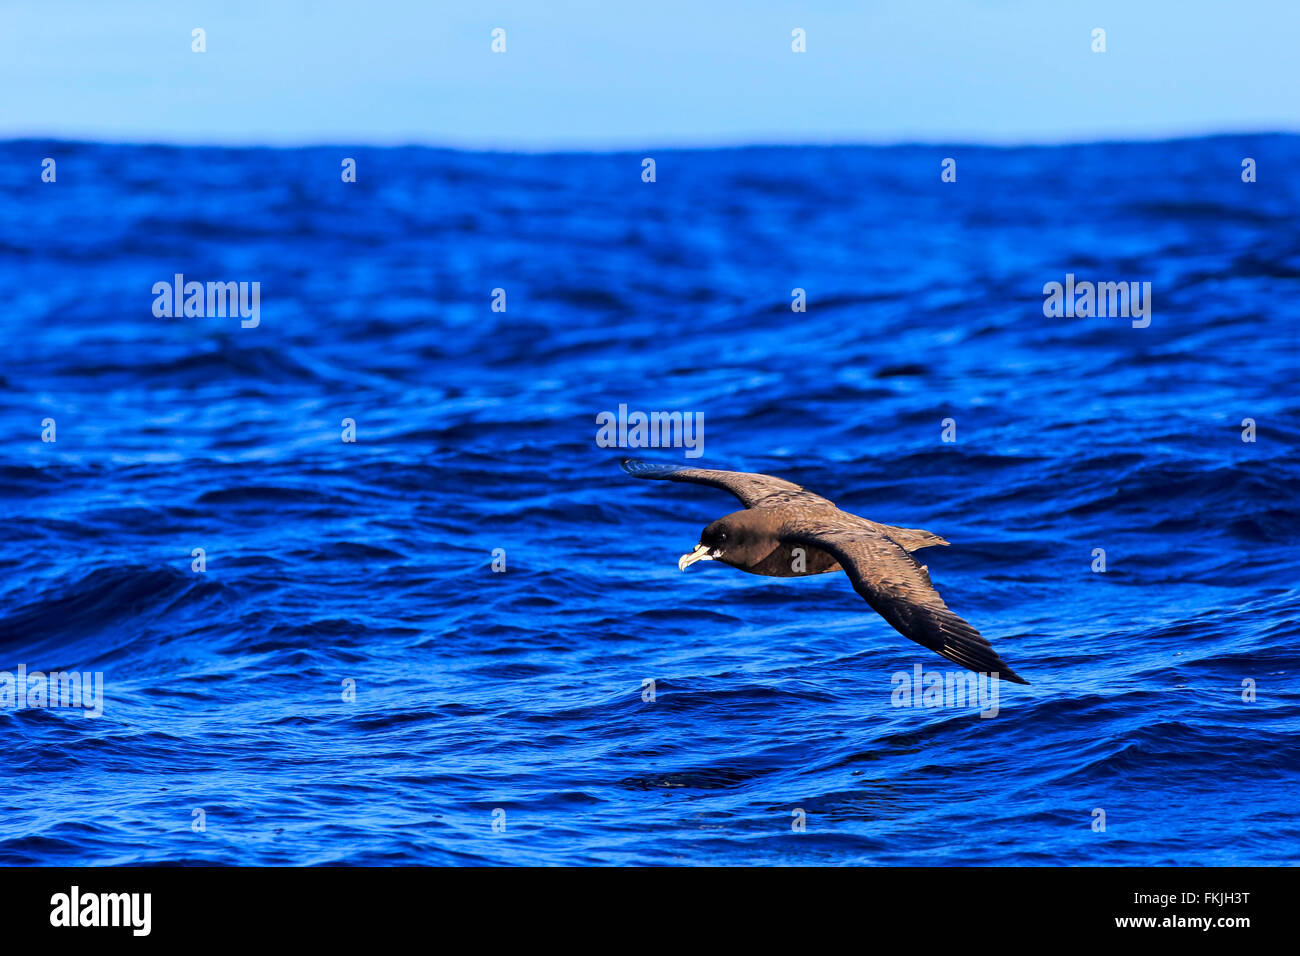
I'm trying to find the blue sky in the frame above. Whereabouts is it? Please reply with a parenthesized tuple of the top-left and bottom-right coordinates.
(3, 0, 1297, 148)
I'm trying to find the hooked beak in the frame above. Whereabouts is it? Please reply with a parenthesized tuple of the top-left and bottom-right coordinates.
(678, 543, 716, 572)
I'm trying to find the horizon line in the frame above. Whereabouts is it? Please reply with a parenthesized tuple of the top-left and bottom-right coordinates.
(4, 125, 1297, 155)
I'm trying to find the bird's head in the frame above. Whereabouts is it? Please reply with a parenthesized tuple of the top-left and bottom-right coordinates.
(678, 512, 755, 571)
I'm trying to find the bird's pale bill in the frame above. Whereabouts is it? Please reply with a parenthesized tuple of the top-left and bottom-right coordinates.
(678, 543, 718, 571)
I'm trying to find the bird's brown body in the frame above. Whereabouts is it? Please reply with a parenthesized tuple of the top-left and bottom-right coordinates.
(621, 457, 1029, 684)
(729, 536, 842, 577)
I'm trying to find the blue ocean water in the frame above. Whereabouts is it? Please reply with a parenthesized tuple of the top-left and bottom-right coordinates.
(1, 137, 1297, 866)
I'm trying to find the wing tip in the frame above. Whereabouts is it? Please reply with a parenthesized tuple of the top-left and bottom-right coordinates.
(948, 658, 1030, 685)
(620, 457, 684, 480)
(972, 656, 1030, 685)
(938, 637, 1030, 685)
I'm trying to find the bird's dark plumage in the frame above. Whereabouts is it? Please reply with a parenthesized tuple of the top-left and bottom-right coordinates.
(620, 457, 1029, 684)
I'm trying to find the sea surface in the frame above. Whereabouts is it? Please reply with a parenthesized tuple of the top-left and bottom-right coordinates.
(1, 137, 1297, 865)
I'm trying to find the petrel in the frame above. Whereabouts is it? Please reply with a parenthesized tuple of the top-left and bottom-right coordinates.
(621, 458, 1029, 684)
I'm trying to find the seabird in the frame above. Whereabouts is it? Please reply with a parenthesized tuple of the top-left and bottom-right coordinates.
(621, 458, 1029, 684)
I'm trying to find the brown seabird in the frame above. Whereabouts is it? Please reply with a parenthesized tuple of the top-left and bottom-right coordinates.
(621, 457, 1029, 684)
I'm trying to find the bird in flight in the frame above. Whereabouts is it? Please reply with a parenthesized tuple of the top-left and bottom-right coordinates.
(621, 457, 1029, 684)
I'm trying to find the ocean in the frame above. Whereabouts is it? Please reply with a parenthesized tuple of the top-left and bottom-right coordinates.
(1, 136, 1297, 865)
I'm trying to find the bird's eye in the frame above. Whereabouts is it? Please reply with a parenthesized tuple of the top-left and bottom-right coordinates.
(716, 532, 728, 542)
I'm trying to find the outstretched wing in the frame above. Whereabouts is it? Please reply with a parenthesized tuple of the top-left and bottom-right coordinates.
(620, 457, 832, 510)
(781, 518, 1029, 684)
